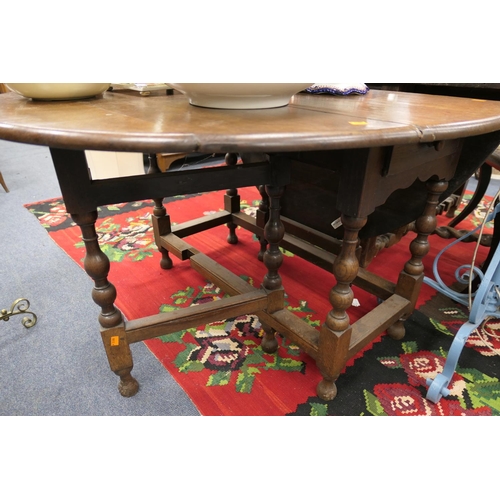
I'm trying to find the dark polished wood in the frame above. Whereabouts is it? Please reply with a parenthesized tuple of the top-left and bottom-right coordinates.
(367, 84, 500, 250)
(2, 89, 500, 402)
(366, 83, 500, 101)
(4, 90, 500, 152)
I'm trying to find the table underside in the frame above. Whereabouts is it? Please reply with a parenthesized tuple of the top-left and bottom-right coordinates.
(47, 128, 500, 400)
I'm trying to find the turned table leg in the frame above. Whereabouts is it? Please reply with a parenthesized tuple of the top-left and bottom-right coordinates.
(239, 153, 270, 261)
(224, 153, 240, 245)
(151, 199, 173, 269)
(317, 214, 368, 401)
(387, 178, 449, 340)
(256, 184, 269, 261)
(225, 189, 240, 245)
(260, 184, 285, 354)
(72, 211, 139, 397)
(148, 154, 173, 270)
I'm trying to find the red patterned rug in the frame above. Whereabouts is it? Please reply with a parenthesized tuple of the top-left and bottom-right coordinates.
(25, 187, 500, 415)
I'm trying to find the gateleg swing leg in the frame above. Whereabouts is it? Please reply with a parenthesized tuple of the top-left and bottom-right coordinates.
(387, 178, 449, 340)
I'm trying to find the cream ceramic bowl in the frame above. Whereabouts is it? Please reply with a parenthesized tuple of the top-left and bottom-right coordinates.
(168, 83, 313, 109)
(5, 83, 110, 100)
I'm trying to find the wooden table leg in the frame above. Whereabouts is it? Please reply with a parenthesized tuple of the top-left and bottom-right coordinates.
(387, 179, 449, 340)
(225, 188, 240, 244)
(224, 153, 240, 245)
(260, 184, 285, 353)
(151, 198, 174, 270)
(72, 211, 139, 397)
(147, 154, 173, 270)
(317, 214, 368, 401)
(256, 184, 269, 261)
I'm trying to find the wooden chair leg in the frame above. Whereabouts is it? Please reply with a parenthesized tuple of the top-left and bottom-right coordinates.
(0, 171, 9, 192)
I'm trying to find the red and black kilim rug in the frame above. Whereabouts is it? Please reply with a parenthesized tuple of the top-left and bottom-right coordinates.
(25, 187, 500, 415)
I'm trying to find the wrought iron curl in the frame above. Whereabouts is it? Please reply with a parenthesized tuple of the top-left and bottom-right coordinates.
(0, 298, 37, 328)
(424, 204, 499, 308)
(425, 198, 500, 403)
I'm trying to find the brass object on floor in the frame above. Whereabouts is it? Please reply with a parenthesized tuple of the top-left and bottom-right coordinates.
(0, 171, 8, 192)
(1, 298, 37, 328)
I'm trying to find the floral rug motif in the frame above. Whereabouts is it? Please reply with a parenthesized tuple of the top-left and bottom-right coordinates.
(291, 307, 500, 416)
(25, 188, 500, 415)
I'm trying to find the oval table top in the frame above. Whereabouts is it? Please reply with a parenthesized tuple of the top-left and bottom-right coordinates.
(2, 89, 500, 153)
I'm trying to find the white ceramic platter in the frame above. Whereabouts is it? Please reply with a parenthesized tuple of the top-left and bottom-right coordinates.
(168, 83, 314, 109)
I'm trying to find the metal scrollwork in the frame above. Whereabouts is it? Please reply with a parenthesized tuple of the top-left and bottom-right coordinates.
(424, 203, 500, 403)
(1, 298, 37, 329)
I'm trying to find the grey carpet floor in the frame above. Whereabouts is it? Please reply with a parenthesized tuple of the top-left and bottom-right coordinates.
(0, 139, 200, 415)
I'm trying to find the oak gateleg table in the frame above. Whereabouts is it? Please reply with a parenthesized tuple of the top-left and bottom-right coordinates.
(2, 89, 500, 402)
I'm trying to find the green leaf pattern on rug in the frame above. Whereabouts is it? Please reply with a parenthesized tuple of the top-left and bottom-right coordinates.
(208, 371, 232, 387)
(430, 317, 455, 337)
(159, 329, 189, 344)
(401, 341, 418, 354)
(76, 215, 158, 262)
(309, 403, 329, 416)
(457, 368, 500, 414)
(363, 390, 387, 416)
(171, 287, 197, 306)
(236, 367, 261, 393)
(174, 343, 206, 373)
